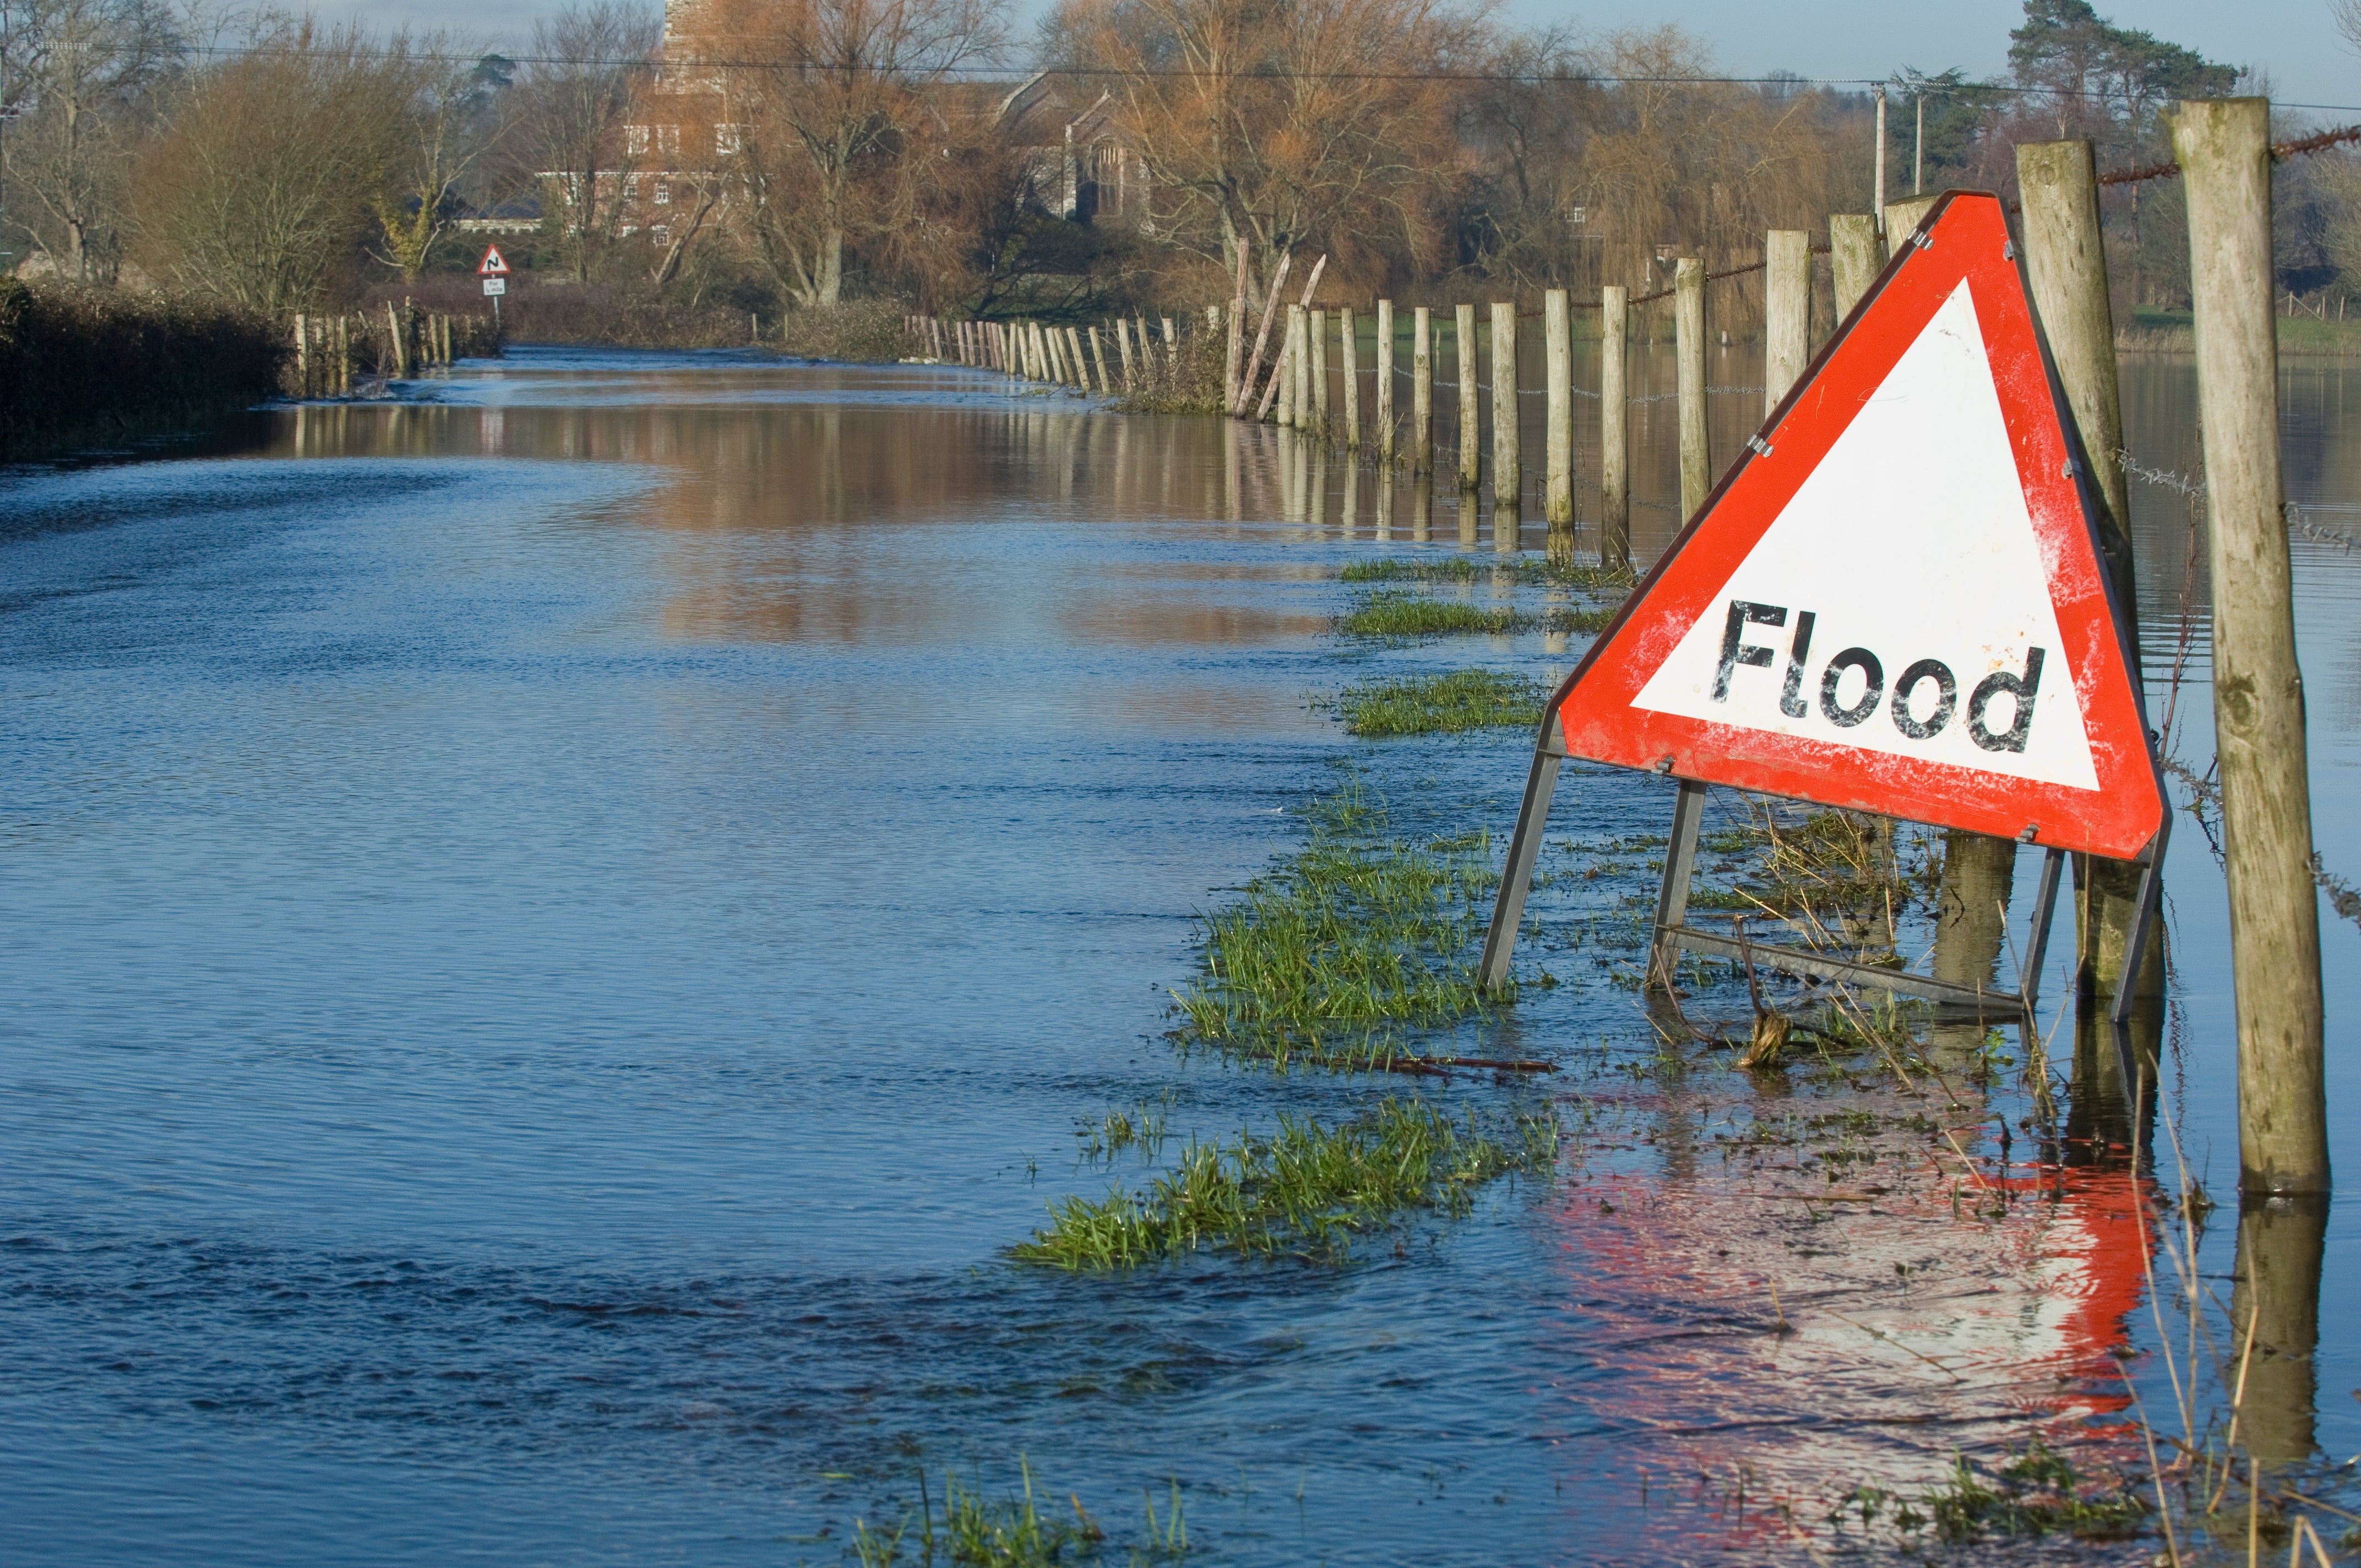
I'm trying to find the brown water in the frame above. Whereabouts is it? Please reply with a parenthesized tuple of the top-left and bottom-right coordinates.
(1, 343, 2353, 1565)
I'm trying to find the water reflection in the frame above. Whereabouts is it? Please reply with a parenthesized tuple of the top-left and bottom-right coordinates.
(4, 345, 2349, 1565)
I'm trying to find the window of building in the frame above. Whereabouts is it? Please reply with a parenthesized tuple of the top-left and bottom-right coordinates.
(656, 125, 681, 155)
(654, 179, 671, 205)
(627, 124, 650, 156)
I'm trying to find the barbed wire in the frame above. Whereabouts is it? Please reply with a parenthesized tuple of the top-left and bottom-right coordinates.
(2120, 451, 2359, 552)
(2161, 758, 2361, 932)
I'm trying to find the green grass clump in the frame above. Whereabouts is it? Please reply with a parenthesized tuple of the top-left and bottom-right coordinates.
(1901, 1442, 2148, 1542)
(1333, 669, 1544, 737)
(1011, 1097, 1558, 1267)
(1174, 787, 1506, 1066)
(855, 1459, 1101, 1566)
(1341, 557, 1634, 594)
(1336, 589, 1525, 640)
(1546, 605, 1615, 635)
(1341, 557, 1484, 583)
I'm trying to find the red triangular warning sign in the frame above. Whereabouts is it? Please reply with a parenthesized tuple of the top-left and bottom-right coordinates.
(478, 245, 510, 276)
(1552, 191, 2163, 859)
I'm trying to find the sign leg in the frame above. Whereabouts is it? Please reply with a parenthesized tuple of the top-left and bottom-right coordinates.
(1648, 780, 1708, 990)
(1478, 750, 1562, 990)
(2018, 846, 2069, 1020)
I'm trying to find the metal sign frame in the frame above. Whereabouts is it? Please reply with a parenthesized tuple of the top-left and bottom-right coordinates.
(1477, 190, 2169, 1028)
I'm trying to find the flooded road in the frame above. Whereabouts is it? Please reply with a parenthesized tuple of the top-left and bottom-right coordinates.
(2, 346, 2355, 1564)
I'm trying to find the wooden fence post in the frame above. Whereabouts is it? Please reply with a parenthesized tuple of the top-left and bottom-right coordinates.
(1088, 325, 1112, 393)
(293, 313, 309, 396)
(2018, 137, 2160, 1007)
(1277, 305, 1302, 424)
(1113, 318, 1135, 389)
(1765, 230, 1810, 413)
(385, 301, 407, 378)
(1411, 307, 1433, 476)
(2170, 96, 2327, 1195)
(1544, 287, 1573, 526)
(1225, 250, 1248, 409)
(1490, 300, 1520, 516)
(1883, 196, 1938, 257)
(1375, 300, 1395, 462)
(1455, 303, 1481, 491)
(1600, 284, 1630, 573)
(1339, 303, 1361, 449)
(1310, 307, 1330, 437)
(1675, 258, 1707, 519)
(1830, 214, 1880, 320)
(1236, 252, 1292, 415)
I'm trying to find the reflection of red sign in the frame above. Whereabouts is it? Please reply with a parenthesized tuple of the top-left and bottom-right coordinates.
(1549, 192, 2161, 861)
(1536, 1128, 2158, 1552)
(477, 244, 509, 276)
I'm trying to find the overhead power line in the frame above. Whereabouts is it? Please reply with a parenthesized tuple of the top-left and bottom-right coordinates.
(144, 45, 2361, 112)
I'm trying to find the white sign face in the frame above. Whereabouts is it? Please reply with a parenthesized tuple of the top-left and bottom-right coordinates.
(1630, 279, 2099, 790)
(482, 277, 507, 296)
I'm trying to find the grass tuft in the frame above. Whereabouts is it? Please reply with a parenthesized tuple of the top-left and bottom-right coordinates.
(855, 1458, 1102, 1566)
(1331, 669, 1545, 737)
(1174, 785, 1508, 1068)
(1011, 1097, 1558, 1268)
(1340, 557, 1634, 594)
(1335, 590, 1525, 640)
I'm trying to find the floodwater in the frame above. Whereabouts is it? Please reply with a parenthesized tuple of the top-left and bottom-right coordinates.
(2, 343, 2355, 1565)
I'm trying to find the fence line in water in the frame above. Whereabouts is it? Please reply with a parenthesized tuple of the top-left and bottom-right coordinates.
(912, 106, 2333, 1204)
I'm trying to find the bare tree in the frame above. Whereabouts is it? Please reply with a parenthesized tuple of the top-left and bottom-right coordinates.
(1, 0, 181, 281)
(1046, 0, 1478, 301)
(129, 18, 411, 312)
(2339, 0, 2361, 55)
(705, 0, 1003, 308)
(517, 1, 661, 282)
(372, 42, 522, 281)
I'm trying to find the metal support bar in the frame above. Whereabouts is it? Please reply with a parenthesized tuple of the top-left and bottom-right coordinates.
(1477, 744, 2123, 1021)
(1647, 780, 1710, 988)
(2019, 846, 2069, 1018)
(1478, 748, 1563, 989)
(1656, 925, 2030, 1014)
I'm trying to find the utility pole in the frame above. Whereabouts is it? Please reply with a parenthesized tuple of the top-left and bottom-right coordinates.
(1874, 86, 1887, 233)
(1914, 93, 1924, 194)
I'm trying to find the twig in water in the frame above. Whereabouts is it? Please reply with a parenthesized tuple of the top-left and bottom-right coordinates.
(1819, 1308, 1963, 1382)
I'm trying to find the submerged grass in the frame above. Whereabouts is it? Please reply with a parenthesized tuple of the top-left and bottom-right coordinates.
(1335, 590, 1524, 640)
(1340, 557, 1634, 595)
(1174, 783, 1507, 1068)
(1011, 1096, 1558, 1268)
(1331, 669, 1545, 737)
(854, 1458, 1104, 1565)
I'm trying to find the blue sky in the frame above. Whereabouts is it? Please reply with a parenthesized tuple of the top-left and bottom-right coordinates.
(326, 0, 2356, 114)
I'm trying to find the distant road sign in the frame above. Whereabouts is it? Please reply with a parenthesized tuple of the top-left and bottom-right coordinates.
(477, 244, 510, 276)
(1549, 191, 2160, 860)
(481, 277, 507, 296)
